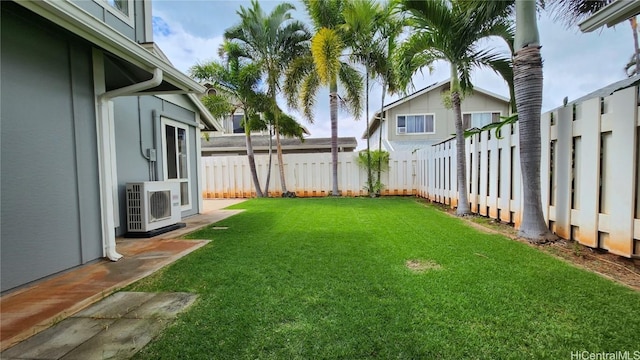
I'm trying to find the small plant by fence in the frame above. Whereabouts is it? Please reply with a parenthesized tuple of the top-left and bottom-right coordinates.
(201, 86, 639, 257)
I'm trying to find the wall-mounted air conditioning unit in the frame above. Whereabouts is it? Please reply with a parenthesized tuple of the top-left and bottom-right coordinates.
(126, 181, 181, 233)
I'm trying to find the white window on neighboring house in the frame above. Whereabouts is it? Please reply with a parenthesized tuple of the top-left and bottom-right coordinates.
(232, 114, 245, 134)
(397, 114, 435, 134)
(161, 118, 191, 211)
(463, 112, 501, 129)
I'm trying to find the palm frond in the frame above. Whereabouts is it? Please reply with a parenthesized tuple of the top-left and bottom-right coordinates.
(311, 28, 344, 85)
(302, 0, 345, 30)
(201, 93, 235, 119)
(283, 55, 315, 110)
(300, 72, 320, 122)
(395, 31, 441, 90)
(338, 62, 363, 118)
(547, 0, 613, 28)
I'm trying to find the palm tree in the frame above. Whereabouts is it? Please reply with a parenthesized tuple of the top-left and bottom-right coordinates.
(189, 42, 267, 197)
(466, 0, 610, 241)
(398, 0, 514, 215)
(342, 0, 383, 196)
(511, 0, 554, 240)
(224, 0, 310, 197)
(284, 0, 363, 196)
(373, 0, 404, 195)
(259, 108, 309, 196)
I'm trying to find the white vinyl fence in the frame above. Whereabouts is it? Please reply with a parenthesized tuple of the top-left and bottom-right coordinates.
(202, 151, 415, 198)
(201, 86, 639, 257)
(416, 86, 640, 258)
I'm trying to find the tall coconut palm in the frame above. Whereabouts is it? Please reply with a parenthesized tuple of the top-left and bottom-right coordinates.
(511, 0, 555, 240)
(225, 0, 310, 197)
(374, 0, 404, 195)
(342, 0, 382, 196)
(465, 0, 610, 241)
(189, 42, 267, 197)
(284, 0, 363, 196)
(398, 0, 514, 215)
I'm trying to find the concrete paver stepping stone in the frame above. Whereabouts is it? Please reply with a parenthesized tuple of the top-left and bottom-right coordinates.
(72, 292, 156, 319)
(124, 292, 197, 320)
(59, 318, 167, 360)
(1, 317, 115, 359)
(1, 292, 197, 360)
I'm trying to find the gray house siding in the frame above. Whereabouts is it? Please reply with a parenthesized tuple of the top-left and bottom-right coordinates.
(113, 96, 200, 236)
(1, 5, 102, 292)
(71, 0, 148, 43)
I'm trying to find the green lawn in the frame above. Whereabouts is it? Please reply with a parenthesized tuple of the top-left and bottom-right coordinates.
(131, 198, 640, 359)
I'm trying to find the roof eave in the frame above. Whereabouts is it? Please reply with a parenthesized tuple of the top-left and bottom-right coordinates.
(579, 0, 640, 32)
(188, 94, 223, 131)
(18, 0, 205, 94)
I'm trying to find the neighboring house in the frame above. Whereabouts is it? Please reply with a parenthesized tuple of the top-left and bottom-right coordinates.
(202, 135, 358, 156)
(199, 82, 269, 136)
(363, 79, 511, 152)
(1, 1, 221, 293)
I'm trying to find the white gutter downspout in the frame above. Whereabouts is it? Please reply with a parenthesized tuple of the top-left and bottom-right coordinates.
(97, 67, 163, 261)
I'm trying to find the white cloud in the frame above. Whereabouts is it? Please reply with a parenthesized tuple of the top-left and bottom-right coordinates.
(152, 9, 223, 74)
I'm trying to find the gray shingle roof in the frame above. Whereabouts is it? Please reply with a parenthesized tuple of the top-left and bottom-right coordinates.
(202, 135, 357, 154)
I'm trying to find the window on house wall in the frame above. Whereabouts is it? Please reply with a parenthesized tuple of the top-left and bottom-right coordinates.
(397, 114, 435, 134)
(94, 0, 134, 24)
(462, 112, 501, 129)
(107, 0, 129, 15)
(232, 114, 245, 134)
(162, 118, 191, 210)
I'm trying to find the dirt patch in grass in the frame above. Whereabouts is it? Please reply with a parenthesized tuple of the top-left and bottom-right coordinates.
(419, 199, 640, 291)
(406, 259, 442, 273)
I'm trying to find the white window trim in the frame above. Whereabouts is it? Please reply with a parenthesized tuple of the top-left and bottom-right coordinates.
(93, 0, 134, 27)
(462, 110, 503, 129)
(160, 117, 192, 212)
(396, 113, 436, 135)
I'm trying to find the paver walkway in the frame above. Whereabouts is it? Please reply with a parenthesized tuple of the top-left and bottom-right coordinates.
(0, 200, 245, 353)
(1, 292, 197, 359)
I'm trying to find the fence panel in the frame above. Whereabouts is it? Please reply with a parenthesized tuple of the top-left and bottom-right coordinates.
(202, 151, 414, 199)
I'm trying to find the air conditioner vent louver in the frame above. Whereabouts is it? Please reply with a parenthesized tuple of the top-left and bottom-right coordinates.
(126, 182, 180, 233)
(149, 191, 171, 221)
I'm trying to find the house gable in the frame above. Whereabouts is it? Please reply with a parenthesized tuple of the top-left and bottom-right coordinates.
(364, 80, 510, 150)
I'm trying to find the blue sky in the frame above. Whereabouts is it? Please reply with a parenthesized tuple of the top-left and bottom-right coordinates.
(151, 0, 632, 147)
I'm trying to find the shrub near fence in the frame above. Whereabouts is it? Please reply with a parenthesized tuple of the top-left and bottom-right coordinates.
(201, 86, 639, 257)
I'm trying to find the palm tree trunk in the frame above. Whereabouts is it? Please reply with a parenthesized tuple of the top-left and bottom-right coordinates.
(451, 87, 470, 216)
(365, 68, 373, 196)
(245, 131, 264, 197)
(275, 125, 288, 196)
(274, 106, 289, 196)
(514, 46, 554, 241)
(264, 125, 273, 196)
(330, 80, 340, 196)
(514, 0, 555, 242)
(376, 78, 387, 196)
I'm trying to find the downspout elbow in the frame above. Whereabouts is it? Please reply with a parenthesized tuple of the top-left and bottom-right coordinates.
(106, 246, 123, 261)
(100, 68, 163, 101)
